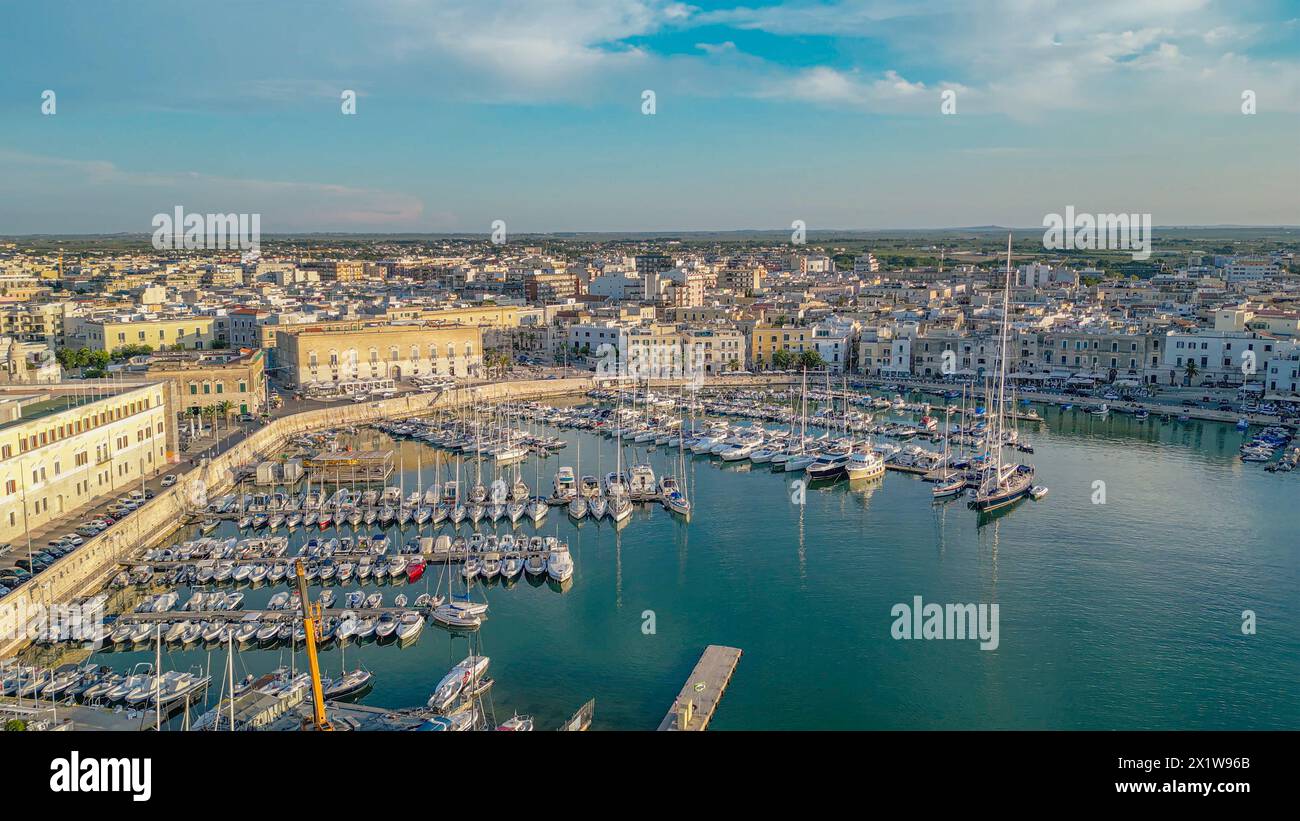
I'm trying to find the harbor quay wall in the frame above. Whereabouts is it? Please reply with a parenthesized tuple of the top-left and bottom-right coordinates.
(851, 376, 1294, 427)
(0, 377, 592, 658)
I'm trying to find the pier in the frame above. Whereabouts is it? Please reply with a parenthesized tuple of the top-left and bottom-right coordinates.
(657, 645, 742, 731)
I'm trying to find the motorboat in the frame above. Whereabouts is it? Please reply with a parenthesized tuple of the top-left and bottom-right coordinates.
(500, 554, 523, 580)
(552, 467, 577, 501)
(395, 612, 424, 643)
(524, 551, 548, 576)
(805, 452, 850, 481)
(547, 544, 574, 582)
(846, 451, 886, 480)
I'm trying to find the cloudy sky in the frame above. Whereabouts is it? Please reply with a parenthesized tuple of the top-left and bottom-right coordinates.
(2, 0, 1298, 233)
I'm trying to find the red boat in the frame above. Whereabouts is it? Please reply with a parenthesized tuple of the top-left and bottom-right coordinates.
(405, 560, 425, 583)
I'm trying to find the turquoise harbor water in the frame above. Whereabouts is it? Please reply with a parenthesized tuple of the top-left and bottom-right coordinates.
(87, 398, 1300, 730)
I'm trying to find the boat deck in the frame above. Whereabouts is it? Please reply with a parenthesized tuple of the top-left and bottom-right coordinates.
(657, 645, 742, 731)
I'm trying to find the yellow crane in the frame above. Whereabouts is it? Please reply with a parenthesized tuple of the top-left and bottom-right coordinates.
(294, 559, 333, 731)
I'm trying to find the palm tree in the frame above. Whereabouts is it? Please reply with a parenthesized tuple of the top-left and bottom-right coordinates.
(216, 398, 235, 425)
(1183, 360, 1199, 386)
(202, 404, 219, 442)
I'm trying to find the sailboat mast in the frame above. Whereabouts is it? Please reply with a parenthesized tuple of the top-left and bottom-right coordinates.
(992, 233, 1013, 480)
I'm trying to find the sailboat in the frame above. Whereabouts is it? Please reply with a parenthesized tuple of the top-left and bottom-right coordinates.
(969, 234, 1036, 514)
(567, 437, 587, 519)
(661, 403, 692, 517)
(931, 404, 964, 498)
(603, 390, 633, 523)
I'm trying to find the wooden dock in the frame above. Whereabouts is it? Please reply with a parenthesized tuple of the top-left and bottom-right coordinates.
(657, 645, 742, 731)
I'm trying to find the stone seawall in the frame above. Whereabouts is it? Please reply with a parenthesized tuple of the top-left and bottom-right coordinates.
(0, 377, 591, 657)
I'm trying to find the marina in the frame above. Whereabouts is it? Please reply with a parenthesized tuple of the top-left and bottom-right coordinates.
(7, 378, 1299, 731)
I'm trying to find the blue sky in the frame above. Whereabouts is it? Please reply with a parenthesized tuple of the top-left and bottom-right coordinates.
(2, 0, 1299, 234)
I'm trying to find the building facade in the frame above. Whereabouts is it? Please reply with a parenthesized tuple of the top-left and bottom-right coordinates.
(0, 383, 175, 543)
(145, 349, 266, 416)
(275, 323, 483, 389)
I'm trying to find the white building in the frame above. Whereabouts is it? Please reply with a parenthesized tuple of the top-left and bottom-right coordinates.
(1161, 330, 1282, 387)
(0, 382, 176, 543)
(586, 272, 642, 301)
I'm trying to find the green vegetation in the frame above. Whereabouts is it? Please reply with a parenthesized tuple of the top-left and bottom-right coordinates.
(55, 346, 110, 371)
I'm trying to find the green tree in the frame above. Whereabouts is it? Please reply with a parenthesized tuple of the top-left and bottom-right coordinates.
(797, 350, 826, 370)
(1183, 360, 1199, 384)
(770, 349, 794, 370)
(3, 719, 25, 732)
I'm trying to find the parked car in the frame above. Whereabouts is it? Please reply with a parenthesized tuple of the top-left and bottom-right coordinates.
(62, 534, 84, 546)
(0, 542, 12, 557)
(75, 525, 101, 537)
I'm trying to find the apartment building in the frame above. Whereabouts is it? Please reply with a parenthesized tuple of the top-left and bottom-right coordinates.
(0, 303, 68, 344)
(70, 315, 216, 353)
(749, 325, 813, 368)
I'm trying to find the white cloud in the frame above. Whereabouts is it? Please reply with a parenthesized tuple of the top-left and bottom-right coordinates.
(0, 150, 432, 233)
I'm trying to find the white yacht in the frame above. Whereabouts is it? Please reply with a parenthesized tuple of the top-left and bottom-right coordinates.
(547, 544, 574, 582)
